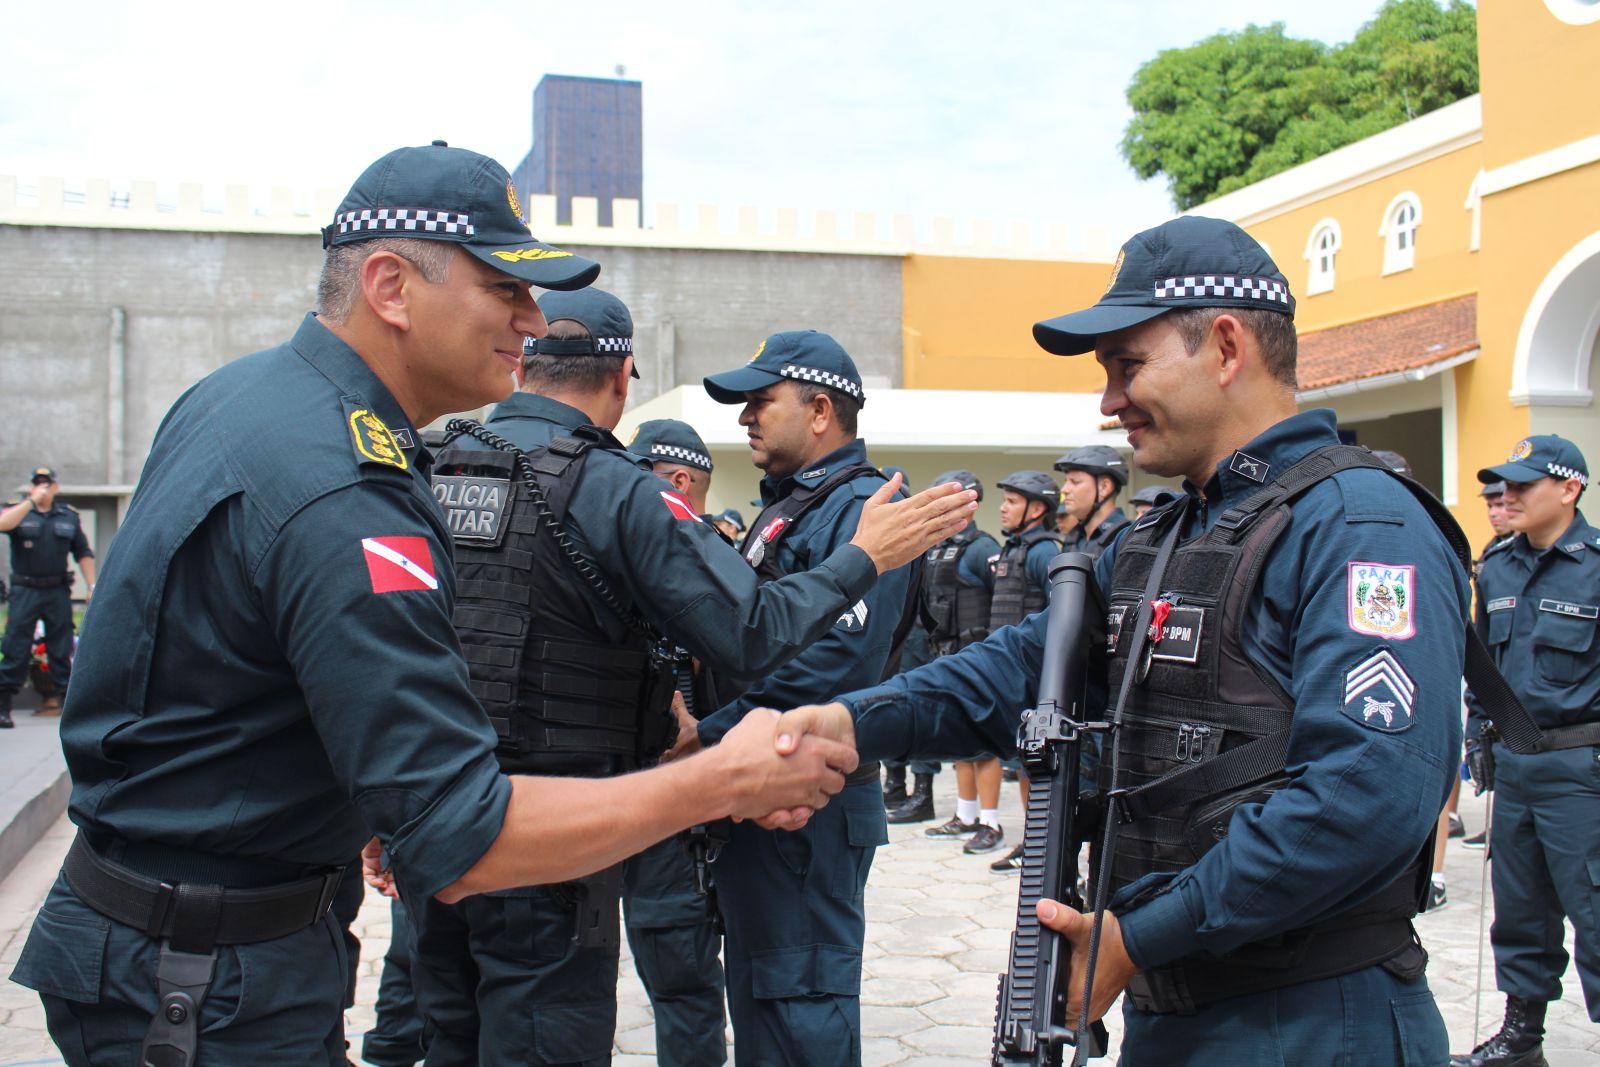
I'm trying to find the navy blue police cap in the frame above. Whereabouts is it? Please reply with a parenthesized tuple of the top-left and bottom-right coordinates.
(324, 140, 600, 292)
(630, 419, 713, 473)
(1480, 480, 1506, 498)
(529, 287, 639, 379)
(31, 466, 56, 484)
(715, 508, 746, 532)
(1477, 435, 1588, 488)
(1034, 216, 1294, 356)
(704, 331, 866, 406)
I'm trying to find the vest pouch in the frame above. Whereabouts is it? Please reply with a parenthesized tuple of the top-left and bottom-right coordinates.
(1181, 775, 1290, 862)
(635, 647, 680, 767)
(454, 606, 530, 749)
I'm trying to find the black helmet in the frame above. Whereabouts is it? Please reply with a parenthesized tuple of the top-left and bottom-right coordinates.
(1053, 445, 1129, 488)
(1371, 449, 1413, 478)
(996, 470, 1059, 510)
(932, 469, 982, 502)
(1131, 484, 1179, 507)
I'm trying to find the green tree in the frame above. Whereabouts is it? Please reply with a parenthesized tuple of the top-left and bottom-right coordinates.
(1122, 0, 1479, 209)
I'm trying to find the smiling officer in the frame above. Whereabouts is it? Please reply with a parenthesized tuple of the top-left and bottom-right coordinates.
(9, 143, 867, 1067)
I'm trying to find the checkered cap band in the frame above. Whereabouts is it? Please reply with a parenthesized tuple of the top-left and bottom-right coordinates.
(594, 337, 633, 353)
(334, 208, 475, 236)
(1153, 275, 1289, 305)
(649, 443, 712, 470)
(779, 364, 864, 400)
(1549, 462, 1588, 485)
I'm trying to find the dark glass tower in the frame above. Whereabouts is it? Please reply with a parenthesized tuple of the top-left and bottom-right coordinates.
(512, 74, 642, 226)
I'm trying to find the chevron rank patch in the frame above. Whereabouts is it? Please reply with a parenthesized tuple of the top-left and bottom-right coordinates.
(1343, 648, 1415, 732)
(835, 599, 869, 632)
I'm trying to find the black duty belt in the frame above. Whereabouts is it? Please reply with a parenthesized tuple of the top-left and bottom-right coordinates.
(845, 760, 882, 788)
(1527, 720, 1600, 753)
(64, 833, 343, 952)
(10, 572, 72, 589)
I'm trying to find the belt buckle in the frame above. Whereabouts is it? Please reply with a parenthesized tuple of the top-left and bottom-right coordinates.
(145, 881, 177, 939)
(313, 869, 343, 922)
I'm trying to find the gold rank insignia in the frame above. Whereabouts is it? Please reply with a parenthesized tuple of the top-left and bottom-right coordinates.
(350, 407, 409, 471)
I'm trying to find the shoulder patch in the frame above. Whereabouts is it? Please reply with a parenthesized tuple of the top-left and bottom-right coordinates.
(1347, 561, 1416, 640)
(349, 406, 408, 471)
(362, 535, 437, 593)
(1343, 648, 1415, 732)
(835, 599, 869, 632)
(660, 490, 702, 522)
(1332, 468, 1407, 525)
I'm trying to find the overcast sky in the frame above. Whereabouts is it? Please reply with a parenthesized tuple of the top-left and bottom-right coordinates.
(3, 2, 1380, 242)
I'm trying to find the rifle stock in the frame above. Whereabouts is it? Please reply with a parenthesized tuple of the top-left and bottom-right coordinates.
(992, 551, 1108, 1065)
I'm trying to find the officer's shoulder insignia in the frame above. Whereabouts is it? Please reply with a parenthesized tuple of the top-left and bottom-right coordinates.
(659, 490, 701, 522)
(1346, 561, 1415, 640)
(348, 406, 408, 471)
(1228, 451, 1269, 483)
(835, 599, 869, 632)
(63, 503, 79, 513)
(1342, 647, 1415, 733)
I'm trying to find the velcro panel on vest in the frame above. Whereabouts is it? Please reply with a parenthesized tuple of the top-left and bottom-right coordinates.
(456, 545, 534, 572)
(457, 580, 531, 606)
(453, 606, 528, 638)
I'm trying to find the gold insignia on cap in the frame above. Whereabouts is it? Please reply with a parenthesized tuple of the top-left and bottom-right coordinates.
(489, 247, 573, 263)
(506, 179, 525, 225)
(350, 408, 409, 471)
(1509, 439, 1532, 462)
(748, 339, 766, 364)
(628, 426, 640, 446)
(1104, 249, 1125, 295)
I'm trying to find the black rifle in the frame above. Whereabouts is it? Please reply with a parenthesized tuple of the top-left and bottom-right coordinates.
(993, 552, 1108, 1065)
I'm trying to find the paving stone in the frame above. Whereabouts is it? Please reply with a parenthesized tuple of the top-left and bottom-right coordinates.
(860, 976, 943, 1007)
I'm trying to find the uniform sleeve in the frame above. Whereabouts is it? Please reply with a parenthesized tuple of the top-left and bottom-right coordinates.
(964, 534, 1000, 590)
(1028, 540, 1057, 604)
(695, 489, 912, 743)
(70, 520, 93, 560)
(255, 478, 511, 903)
(1463, 569, 1492, 741)
(566, 455, 877, 677)
(1116, 476, 1469, 970)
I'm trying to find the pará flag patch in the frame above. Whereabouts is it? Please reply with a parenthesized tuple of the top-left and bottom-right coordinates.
(363, 536, 438, 593)
(1347, 561, 1415, 640)
(660, 490, 701, 522)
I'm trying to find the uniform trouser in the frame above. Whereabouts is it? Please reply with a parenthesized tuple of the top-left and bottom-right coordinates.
(0, 585, 74, 696)
(364, 896, 427, 1067)
(880, 758, 941, 775)
(622, 836, 727, 1067)
(714, 781, 885, 1067)
(11, 874, 349, 1066)
(332, 861, 366, 1010)
(412, 884, 618, 1067)
(1118, 964, 1447, 1066)
(1489, 743, 1600, 1019)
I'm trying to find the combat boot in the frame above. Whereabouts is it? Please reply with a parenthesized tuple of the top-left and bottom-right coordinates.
(1450, 996, 1549, 1067)
(887, 773, 934, 824)
(0, 694, 12, 729)
(882, 765, 908, 810)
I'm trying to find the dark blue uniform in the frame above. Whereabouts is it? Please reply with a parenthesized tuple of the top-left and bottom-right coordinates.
(10, 314, 512, 1065)
(1470, 511, 1600, 1019)
(1062, 505, 1129, 560)
(695, 440, 916, 1067)
(413, 394, 878, 1066)
(841, 411, 1467, 1065)
(1, 500, 92, 702)
(364, 895, 428, 1067)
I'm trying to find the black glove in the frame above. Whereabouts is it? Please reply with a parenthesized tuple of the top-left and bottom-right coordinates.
(1466, 737, 1495, 796)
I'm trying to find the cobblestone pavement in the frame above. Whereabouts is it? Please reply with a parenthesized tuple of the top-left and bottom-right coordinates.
(1, 783, 1594, 1065)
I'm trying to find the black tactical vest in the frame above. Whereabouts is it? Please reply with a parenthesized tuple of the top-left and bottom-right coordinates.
(919, 527, 992, 656)
(433, 424, 676, 778)
(1098, 446, 1443, 1013)
(989, 526, 1062, 629)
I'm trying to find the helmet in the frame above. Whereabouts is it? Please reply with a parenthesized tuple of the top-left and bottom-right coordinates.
(1371, 449, 1413, 478)
(932, 469, 982, 502)
(996, 470, 1060, 511)
(1131, 485, 1180, 507)
(1053, 445, 1129, 488)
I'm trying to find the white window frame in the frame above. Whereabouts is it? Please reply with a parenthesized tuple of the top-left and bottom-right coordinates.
(1464, 170, 1484, 252)
(1544, 0, 1600, 26)
(1379, 192, 1423, 275)
(1303, 218, 1341, 296)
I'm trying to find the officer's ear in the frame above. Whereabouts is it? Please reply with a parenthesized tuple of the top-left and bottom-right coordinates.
(359, 251, 416, 332)
(1211, 313, 1248, 389)
(804, 387, 835, 435)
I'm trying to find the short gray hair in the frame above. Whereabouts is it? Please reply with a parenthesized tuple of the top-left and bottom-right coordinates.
(316, 238, 456, 325)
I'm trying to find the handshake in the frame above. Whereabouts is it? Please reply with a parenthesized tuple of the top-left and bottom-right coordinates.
(669, 702, 859, 831)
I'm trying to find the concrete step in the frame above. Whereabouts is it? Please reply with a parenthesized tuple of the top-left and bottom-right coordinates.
(0, 689, 70, 884)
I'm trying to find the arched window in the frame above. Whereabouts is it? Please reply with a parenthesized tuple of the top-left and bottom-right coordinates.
(1304, 219, 1341, 295)
(1380, 192, 1423, 275)
(1544, 0, 1600, 26)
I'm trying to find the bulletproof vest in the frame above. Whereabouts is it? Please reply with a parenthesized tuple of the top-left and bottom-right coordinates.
(1099, 445, 1439, 1012)
(1083, 515, 1130, 560)
(989, 526, 1062, 629)
(433, 424, 676, 778)
(919, 526, 992, 655)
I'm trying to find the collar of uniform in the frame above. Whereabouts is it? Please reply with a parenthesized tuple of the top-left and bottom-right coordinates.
(487, 390, 592, 431)
(1539, 511, 1598, 560)
(1194, 408, 1341, 520)
(291, 314, 422, 464)
(1088, 506, 1128, 541)
(761, 438, 871, 504)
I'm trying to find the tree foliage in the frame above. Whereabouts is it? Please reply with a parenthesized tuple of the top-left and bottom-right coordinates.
(1121, 0, 1479, 210)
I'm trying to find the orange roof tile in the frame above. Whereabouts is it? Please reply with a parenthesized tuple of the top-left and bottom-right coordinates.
(1296, 295, 1477, 392)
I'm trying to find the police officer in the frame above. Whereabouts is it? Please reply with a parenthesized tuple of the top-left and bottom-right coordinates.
(980, 470, 1063, 869)
(684, 330, 928, 1067)
(905, 470, 999, 832)
(1453, 435, 1600, 1067)
(0, 466, 95, 727)
(1054, 445, 1131, 558)
(10, 143, 868, 1066)
(775, 215, 1471, 1065)
(414, 298, 974, 1065)
(1130, 484, 1179, 519)
(712, 508, 746, 542)
(623, 416, 732, 1067)
(1481, 480, 1514, 563)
